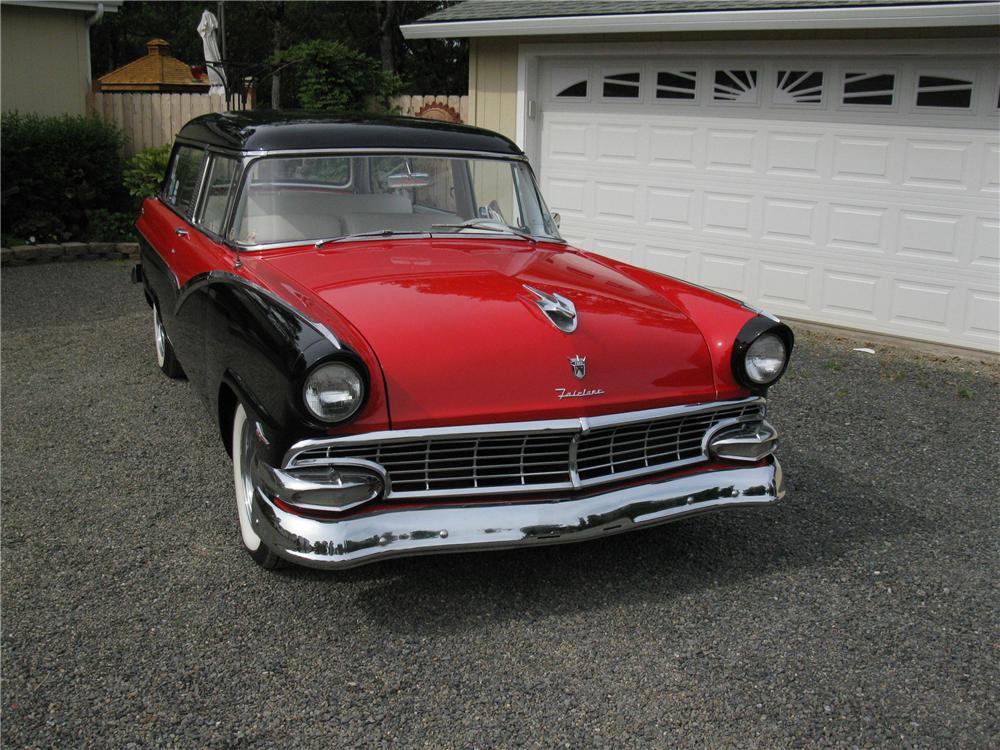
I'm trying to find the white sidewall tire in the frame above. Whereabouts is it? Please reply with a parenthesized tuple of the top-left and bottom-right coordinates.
(153, 305, 166, 368)
(232, 404, 263, 552)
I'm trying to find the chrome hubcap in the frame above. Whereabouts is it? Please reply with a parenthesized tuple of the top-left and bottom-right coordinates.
(153, 306, 166, 366)
(233, 405, 262, 552)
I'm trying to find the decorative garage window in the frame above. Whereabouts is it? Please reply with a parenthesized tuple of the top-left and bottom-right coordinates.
(842, 72, 896, 106)
(603, 71, 641, 98)
(713, 70, 758, 103)
(915, 74, 974, 109)
(551, 66, 590, 100)
(557, 80, 588, 98)
(655, 70, 697, 101)
(774, 70, 824, 105)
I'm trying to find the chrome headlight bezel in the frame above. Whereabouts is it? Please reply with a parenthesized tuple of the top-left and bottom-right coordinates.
(731, 315, 794, 393)
(301, 360, 367, 424)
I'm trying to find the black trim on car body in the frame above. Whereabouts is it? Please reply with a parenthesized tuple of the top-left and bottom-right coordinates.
(731, 315, 795, 394)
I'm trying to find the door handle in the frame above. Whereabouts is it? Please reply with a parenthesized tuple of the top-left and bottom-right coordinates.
(174, 228, 189, 237)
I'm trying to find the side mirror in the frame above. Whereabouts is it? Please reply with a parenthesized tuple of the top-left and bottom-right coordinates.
(552, 212, 561, 228)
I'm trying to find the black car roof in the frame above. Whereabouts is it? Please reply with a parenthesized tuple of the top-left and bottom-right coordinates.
(176, 111, 524, 156)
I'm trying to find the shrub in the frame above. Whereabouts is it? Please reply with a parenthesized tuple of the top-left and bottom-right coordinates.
(280, 40, 402, 112)
(85, 208, 136, 242)
(0, 111, 127, 242)
(123, 143, 172, 206)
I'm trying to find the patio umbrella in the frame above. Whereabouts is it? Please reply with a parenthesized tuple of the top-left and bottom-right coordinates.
(197, 9, 226, 97)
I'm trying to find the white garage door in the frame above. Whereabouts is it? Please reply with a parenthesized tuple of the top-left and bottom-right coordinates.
(537, 55, 1000, 352)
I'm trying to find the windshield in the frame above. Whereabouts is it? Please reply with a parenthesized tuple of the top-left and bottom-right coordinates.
(230, 153, 562, 246)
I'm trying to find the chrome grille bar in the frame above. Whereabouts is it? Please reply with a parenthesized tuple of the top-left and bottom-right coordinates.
(284, 397, 766, 499)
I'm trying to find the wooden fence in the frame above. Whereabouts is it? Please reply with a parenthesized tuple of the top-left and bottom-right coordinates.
(87, 92, 469, 156)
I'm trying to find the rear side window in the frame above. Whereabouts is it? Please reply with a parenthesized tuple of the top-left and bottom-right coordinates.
(199, 156, 238, 235)
(164, 145, 205, 214)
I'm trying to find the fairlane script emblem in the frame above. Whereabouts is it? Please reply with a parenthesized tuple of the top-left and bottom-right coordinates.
(569, 355, 587, 380)
(524, 285, 578, 333)
(555, 387, 606, 400)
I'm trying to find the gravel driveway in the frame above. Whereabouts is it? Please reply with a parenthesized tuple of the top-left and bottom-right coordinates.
(2, 261, 998, 749)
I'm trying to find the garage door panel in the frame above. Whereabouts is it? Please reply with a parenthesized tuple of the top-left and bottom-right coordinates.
(971, 219, 1000, 268)
(982, 144, 1000, 193)
(759, 262, 815, 310)
(827, 202, 888, 254)
(647, 244, 694, 278)
(896, 210, 963, 263)
(821, 270, 883, 320)
(902, 139, 971, 190)
(966, 290, 1000, 341)
(832, 135, 894, 184)
(765, 132, 826, 178)
(762, 198, 819, 245)
(650, 126, 700, 168)
(647, 187, 696, 230)
(705, 128, 758, 173)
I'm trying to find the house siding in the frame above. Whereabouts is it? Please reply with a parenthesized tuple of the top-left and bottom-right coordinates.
(1, 4, 91, 117)
(469, 37, 520, 141)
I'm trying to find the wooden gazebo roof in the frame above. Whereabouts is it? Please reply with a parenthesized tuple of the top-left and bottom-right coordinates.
(96, 39, 209, 93)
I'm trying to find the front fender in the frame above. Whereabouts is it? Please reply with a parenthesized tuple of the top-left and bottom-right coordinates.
(180, 272, 387, 462)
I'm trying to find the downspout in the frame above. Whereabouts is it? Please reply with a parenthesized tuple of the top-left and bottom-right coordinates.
(84, 3, 105, 91)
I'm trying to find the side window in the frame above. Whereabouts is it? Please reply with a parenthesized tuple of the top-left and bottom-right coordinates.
(164, 145, 205, 215)
(199, 156, 238, 235)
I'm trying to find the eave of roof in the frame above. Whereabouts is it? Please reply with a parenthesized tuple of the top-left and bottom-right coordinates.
(401, 0, 1000, 38)
(2, 1, 121, 13)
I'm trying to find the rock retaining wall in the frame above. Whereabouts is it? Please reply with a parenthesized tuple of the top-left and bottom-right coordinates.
(1, 243, 140, 267)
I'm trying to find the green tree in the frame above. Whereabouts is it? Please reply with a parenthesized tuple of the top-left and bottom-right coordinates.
(278, 39, 401, 112)
(89, 2, 468, 105)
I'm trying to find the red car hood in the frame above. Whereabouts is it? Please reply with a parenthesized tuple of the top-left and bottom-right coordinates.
(257, 239, 718, 429)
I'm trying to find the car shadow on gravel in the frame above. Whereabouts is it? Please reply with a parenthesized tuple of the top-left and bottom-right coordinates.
(274, 450, 928, 636)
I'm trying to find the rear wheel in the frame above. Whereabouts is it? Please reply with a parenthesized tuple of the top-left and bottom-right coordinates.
(153, 304, 184, 378)
(232, 403, 286, 570)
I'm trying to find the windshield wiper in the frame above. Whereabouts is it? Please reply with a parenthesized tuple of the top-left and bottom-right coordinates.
(431, 220, 536, 244)
(315, 229, 429, 248)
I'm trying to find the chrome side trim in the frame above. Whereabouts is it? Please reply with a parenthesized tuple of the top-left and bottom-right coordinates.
(250, 459, 785, 570)
(175, 270, 341, 349)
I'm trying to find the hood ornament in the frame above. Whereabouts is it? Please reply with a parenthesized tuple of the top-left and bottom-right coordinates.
(569, 355, 587, 380)
(524, 285, 577, 333)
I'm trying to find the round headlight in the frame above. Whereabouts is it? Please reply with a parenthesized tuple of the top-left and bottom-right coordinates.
(744, 334, 787, 384)
(303, 362, 364, 422)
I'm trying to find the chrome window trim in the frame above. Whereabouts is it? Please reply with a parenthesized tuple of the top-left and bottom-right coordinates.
(284, 396, 766, 499)
(240, 147, 530, 160)
(225, 150, 564, 249)
(236, 231, 565, 253)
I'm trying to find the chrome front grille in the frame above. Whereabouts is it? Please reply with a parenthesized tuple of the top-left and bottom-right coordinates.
(286, 398, 764, 500)
(576, 404, 752, 481)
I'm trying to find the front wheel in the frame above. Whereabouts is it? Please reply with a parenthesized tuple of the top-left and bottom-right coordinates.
(153, 304, 185, 378)
(232, 403, 286, 570)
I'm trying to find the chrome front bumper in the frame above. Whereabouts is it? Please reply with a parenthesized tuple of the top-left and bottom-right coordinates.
(248, 459, 785, 570)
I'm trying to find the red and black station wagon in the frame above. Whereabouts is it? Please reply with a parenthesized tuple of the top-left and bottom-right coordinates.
(135, 112, 793, 570)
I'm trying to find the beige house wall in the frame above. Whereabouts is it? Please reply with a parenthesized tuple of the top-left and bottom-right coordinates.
(468, 37, 520, 141)
(1, 4, 91, 116)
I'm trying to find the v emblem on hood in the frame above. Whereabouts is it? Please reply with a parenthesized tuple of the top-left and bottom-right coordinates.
(524, 285, 578, 333)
